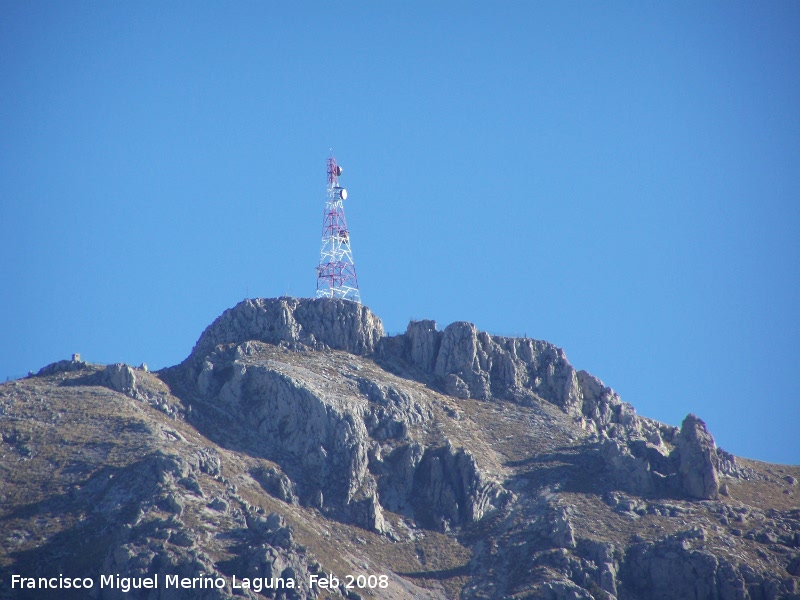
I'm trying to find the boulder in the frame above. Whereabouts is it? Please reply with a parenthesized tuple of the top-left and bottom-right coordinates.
(102, 363, 139, 398)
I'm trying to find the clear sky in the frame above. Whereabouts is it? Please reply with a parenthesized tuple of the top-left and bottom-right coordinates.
(1, 2, 798, 464)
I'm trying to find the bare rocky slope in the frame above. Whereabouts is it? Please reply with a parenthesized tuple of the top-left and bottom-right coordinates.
(1, 297, 798, 599)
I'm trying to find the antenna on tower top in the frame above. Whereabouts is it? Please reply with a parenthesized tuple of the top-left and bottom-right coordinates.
(315, 154, 361, 303)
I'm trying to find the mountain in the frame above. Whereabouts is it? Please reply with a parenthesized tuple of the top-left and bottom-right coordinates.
(1, 297, 798, 599)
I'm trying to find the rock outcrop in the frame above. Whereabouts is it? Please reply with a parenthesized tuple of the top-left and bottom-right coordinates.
(407, 443, 505, 531)
(380, 317, 739, 504)
(187, 297, 384, 368)
(676, 413, 720, 500)
(381, 319, 650, 438)
(174, 331, 508, 537)
(622, 527, 797, 600)
(100, 362, 140, 398)
(188, 340, 387, 532)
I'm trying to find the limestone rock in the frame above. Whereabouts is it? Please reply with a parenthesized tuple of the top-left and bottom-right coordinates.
(434, 322, 481, 379)
(375, 442, 425, 514)
(211, 360, 377, 525)
(359, 379, 430, 440)
(600, 439, 656, 496)
(35, 358, 89, 377)
(621, 529, 756, 600)
(410, 443, 505, 531)
(715, 446, 739, 477)
(577, 539, 619, 597)
(252, 466, 298, 505)
(381, 318, 647, 439)
(597, 412, 726, 503)
(187, 297, 384, 366)
(9, 297, 796, 600)
(58, 362, 143, 398)
(676, 414, 720, 500)
(102, 363, 139, 398)
(404, 319, 441, 372)
(548, 506, 577, 549)
(444, 373, 471, 399)
(542, 579, 595, 600)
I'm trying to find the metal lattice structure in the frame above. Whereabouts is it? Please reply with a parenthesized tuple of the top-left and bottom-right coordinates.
(315, 155, 361, 303)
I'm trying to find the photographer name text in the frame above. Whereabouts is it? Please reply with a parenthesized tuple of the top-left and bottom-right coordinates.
(11, 573, 390, 594)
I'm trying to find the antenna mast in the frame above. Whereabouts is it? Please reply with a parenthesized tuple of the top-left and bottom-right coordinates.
(315, 154, 361, 303)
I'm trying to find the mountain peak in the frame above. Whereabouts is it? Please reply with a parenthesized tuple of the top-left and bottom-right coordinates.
(188, 297, 384, 364)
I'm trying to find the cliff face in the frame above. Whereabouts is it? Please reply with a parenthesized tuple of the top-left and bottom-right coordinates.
(1, 297, 798, 600)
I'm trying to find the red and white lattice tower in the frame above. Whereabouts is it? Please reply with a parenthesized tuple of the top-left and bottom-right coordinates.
(315, 155, 361, 303)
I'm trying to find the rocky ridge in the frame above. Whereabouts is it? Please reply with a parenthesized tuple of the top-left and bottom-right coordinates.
(1, 297, 798, 599)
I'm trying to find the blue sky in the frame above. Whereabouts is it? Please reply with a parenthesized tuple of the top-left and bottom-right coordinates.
(1, 2, 798, 464)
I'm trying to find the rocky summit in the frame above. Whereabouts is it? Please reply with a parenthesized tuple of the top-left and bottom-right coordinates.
(1, 297, 798, 600)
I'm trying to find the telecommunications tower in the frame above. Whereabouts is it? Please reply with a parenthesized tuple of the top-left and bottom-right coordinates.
(315, 155, 361, 303)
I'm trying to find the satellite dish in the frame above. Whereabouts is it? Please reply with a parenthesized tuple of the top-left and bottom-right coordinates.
(340, 188, 348, 200)
(336, 166, 343, 176)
